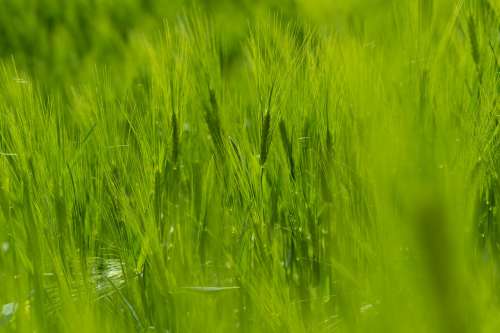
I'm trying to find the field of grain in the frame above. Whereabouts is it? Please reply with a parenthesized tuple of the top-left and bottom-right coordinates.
(0, 1, 499, 332)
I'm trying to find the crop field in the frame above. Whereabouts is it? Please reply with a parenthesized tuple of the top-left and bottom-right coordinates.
(0, 0, 498, 332)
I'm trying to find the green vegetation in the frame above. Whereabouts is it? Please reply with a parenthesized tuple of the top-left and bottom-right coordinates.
(0, 0, 499, 332)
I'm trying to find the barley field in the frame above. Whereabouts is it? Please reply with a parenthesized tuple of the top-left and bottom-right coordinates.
(0, 1, 499, 332)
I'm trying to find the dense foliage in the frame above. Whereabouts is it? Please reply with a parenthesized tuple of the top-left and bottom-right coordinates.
(0, 1, 499, 332)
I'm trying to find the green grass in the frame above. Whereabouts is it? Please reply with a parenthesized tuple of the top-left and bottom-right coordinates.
(0, 0, 499, 332)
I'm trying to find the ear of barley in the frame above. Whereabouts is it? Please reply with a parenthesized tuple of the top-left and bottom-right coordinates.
(259, 84, 275, 166)
(279, 119, 295, 180)
(260, 111, 272, 166)
(204, 87, 225, 158)
(468, 15, 480, 68)
(171, 111, 179, 164)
